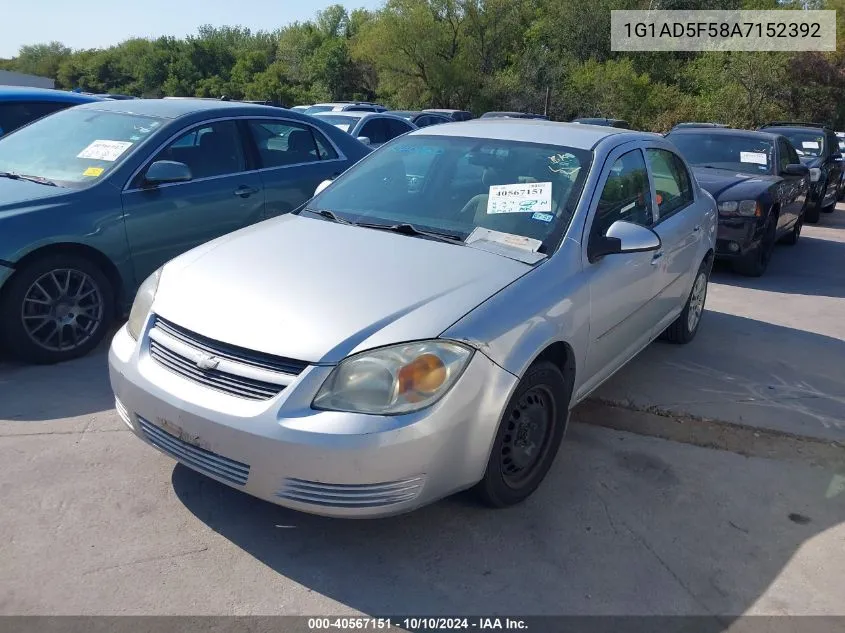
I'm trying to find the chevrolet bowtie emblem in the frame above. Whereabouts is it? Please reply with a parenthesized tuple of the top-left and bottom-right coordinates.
(196, 354, 220, 370)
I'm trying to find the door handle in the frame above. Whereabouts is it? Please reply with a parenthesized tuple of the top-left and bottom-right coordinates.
(234, 186, 259, 198)
(693, 225, 701, 232)
(651, 251, 664, 265)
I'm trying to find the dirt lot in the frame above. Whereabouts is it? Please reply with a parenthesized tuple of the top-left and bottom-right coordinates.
(0, 209, 843, 616)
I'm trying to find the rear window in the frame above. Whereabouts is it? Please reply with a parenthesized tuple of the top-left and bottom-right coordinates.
(0, 101, 71, 137)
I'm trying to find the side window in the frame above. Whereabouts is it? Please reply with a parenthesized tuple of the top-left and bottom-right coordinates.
(592, 150, 653, 238)
(152, 120, 245, 180)
(645, 148, 693, 221)
(0, 101, 69, 136)
(313, 130, 339, 160)
(247, 120, 319, 168)
(386, 118, 412, 140)
(360, 119, 388, 144)
(777, 139, 793, 173)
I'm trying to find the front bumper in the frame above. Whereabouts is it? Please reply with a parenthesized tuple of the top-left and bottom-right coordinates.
(714, 217, 761, 259)
(108, 324, 518, 518)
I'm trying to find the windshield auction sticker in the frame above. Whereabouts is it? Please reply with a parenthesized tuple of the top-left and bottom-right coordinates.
(487, 182, 553, 214)
(740, 152, 768, 165)
(77, 140, 134, 162)
(611, 10, 836, 52)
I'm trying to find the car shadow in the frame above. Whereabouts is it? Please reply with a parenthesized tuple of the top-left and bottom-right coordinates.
(711, 235, 845, 299)
(0, 331, 115, 422)
(169, 310, 845, 619)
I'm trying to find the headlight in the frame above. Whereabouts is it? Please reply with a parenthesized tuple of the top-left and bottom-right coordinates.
(718, 200, 759, 217)
(809, 167, 821, 183)
(313, 340, 473, 415)
(126, 268, 162, 340)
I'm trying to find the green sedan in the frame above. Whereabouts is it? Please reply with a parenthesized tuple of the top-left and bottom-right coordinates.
(0, 98, 370, 363)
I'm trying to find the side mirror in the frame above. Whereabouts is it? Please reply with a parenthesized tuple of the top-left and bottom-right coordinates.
(144, 160, 192, 185)
(782, 163, 809, 177)
(589, 220, 661, 262)
(314, 179, 333, 197)
(356, 136, 371, 146)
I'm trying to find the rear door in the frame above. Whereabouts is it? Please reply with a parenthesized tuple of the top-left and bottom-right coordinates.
(643, 146, 701, 327)
(121, 119, 264, 283)
(243, 118, 348, 219)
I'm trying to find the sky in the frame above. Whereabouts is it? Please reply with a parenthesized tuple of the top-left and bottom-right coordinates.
(1, 0, 384, 58)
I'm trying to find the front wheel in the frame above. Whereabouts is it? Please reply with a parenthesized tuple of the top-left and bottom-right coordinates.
(661, 260, 709, 345)
(0, 254, 114, 364)
(476, 361, 570, 508)
(780, 214, 803, 246)
(732, 216, 776, 277)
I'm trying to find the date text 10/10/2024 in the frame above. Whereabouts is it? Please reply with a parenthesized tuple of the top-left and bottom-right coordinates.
(307, 617, 529, 630)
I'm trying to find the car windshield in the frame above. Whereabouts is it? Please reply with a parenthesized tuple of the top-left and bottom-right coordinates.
(304, 105, 335, 115)
(308, 135, 593, 254)
(0, 107, 164, 187)
(312, 114, 358, 132)
(776, 130, 824, 158)
(667, 133, 774, 175)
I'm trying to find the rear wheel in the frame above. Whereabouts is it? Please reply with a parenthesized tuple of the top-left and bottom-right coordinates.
(732, 217, 776, 277)
(780, 214, 803, 246)
(662, 260, 709, 344)
(0, 254, 114, 364)
(476, 361, 570, 508)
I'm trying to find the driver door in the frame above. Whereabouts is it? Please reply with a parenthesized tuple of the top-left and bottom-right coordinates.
(579, 146, 663, 396)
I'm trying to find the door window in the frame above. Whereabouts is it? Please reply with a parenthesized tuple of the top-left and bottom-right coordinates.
(386, 119, 413, 139)
(247, 120, 321, 167)
(152, 120, 245, 180)
(592, 150, 653, 238)
(645, 149, 693, 221)
(777, 138, 794, 173)
(359, 119, 389, 144)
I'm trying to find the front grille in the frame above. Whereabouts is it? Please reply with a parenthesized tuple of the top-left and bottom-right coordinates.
(154, 317, 308, 375)
(149, 339, 282, 400)
(276, 476, 425, 508)
(138, 416, 250, 486)
(148, 316, 308, 401)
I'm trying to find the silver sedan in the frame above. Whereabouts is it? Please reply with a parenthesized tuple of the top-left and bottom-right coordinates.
(109, 120, 717, 518)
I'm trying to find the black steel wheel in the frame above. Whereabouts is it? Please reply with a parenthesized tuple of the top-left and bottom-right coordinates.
(476, 361, 570, 507)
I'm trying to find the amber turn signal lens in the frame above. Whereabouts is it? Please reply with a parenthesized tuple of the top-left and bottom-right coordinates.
(397, 353, 447, 398)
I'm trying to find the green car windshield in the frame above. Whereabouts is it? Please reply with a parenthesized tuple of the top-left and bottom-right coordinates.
(0, 108, 166, 188)
(309, 135, 592, 253)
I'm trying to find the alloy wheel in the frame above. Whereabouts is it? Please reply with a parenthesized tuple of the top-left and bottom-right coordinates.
(687, 272, 707, 333)
(20, 268, 104, 352)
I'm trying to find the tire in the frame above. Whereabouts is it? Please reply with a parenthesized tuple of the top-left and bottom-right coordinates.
(780, 214, 803, 246)
(805, 204, 821, 224)
(0, 253, 114, 364)
(476, 361, 570, 508)
(661, 260, 709, 345)
(731, 216, 776, 277)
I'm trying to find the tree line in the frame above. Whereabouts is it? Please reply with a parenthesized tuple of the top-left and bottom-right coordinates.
(3, 0, 845, 131)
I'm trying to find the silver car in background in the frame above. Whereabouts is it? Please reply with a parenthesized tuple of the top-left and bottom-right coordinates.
(109, 121, 717, 518)
(310, 111, 416, 148)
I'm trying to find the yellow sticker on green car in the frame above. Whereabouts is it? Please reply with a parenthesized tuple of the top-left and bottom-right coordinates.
(83, 167, 104, 177)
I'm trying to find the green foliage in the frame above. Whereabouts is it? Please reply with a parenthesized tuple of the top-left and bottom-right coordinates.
(4, 0, 845, 129)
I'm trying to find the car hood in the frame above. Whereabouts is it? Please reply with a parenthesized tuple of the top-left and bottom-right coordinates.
(154, 214, 533, 364)
(0, 177, 74, 218)
(691, 167, 776, 200)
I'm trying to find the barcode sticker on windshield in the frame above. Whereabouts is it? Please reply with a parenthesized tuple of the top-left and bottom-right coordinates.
(802, 141, 820, 149)
(77, 140, 133, 162)
(487, 182, 552, 214)
(740, 152, 768, 165)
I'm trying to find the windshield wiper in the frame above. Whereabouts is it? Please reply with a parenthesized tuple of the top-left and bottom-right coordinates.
(352, 221, 465, 244)
(301, 207, 354, 225)
(0, 171, 58, 187)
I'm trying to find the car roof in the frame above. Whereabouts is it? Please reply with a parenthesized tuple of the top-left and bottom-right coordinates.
(411, 119, 650, 150)
(75, 97, 288, 119)
(312, 111, 410, 122)
(0, 86, 103, 103)
(423, 108, 470, 114)
(667, 127, 783, 142)
(759, 124, 829, 134)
